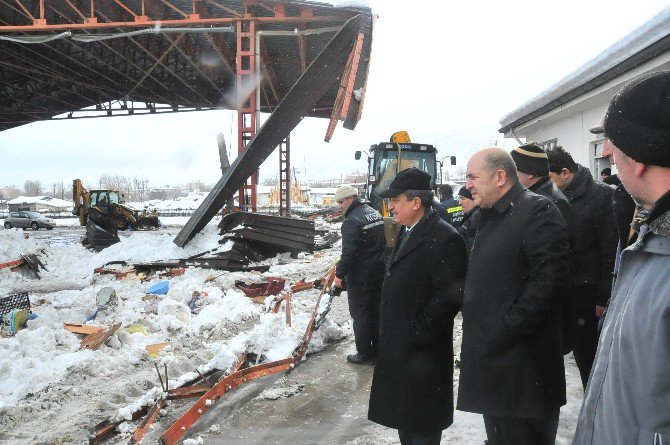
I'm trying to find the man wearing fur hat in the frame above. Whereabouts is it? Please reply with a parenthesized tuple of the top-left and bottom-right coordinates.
(333, 185, 385, 365)
(573, 71, 670, 445)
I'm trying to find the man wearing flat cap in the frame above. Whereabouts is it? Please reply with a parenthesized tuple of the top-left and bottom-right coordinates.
(333, 184, 385, 365)
(368, 167, 467, 445)
(573, 71, 670, 445)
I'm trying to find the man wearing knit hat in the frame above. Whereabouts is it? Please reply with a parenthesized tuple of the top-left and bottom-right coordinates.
(511, 142, 575, 247)
(333, 185, 385, 365)
(573, 71, 670, 445)
(546, 145, 618, 389)
(511, 143, 576, 357)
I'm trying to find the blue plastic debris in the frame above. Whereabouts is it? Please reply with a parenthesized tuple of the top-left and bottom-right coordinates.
(146, 281, 169, 295)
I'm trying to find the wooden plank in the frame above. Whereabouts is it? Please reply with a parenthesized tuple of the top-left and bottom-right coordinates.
(146, 342, 170, 356)
(64, 323, 105, 335)
(80, 323, 120, 350)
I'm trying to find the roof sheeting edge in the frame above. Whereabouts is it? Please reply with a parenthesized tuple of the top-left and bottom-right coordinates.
(499, 6, 670, 133)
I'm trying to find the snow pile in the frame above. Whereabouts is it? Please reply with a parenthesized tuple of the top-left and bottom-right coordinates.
(0, 224, 344, 443)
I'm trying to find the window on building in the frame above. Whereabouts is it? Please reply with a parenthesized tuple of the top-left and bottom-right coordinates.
(539, 139, 558, 150)
(591, 139, 613, 180)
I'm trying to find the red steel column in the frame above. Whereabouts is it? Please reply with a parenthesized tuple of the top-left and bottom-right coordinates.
(236, 17, 258, 211)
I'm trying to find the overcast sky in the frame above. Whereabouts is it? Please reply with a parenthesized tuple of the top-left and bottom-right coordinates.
(1, 0, 669, 190)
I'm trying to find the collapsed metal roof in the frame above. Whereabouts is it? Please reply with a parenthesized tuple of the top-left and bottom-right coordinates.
(0, 0, 373, 132)
(499, 6, 670, 134)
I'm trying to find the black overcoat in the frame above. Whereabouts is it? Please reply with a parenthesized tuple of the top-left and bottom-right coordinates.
(368, 210, 467, 431)
(456, 182, 570, 418)
(562, 165, 618, 305)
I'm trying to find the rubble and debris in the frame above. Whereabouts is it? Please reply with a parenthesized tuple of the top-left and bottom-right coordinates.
(0, 252, 46, 278)
(86, 264, 338, 445)
(160, 264, 338, 445)
(146, 342, 171, 357)
(84, 287, 116, 322)
(235, 277, 286, 303)
(187, 290, 207, 314)
(0, 292, 34, 335)
(146, 280, 169, 295)
(65, 322, 121, 351)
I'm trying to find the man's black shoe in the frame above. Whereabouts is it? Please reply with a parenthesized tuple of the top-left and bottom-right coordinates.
(346, 353, 374, 365)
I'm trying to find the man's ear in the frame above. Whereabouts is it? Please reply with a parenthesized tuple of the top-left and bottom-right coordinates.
(634, 162, 648, 178)
(495, 169, 507, 187)
(412, 196, 422, 210)
(561, 168, 571, 178)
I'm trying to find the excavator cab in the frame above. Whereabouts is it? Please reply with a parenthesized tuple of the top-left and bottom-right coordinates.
(355, 132, 439, 246)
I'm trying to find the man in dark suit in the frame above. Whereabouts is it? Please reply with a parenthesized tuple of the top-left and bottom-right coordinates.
(457, 148, 570, 445)
(368, 168, 467, 445)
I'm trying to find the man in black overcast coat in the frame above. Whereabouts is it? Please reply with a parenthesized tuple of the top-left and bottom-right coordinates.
(457, 148, 569, 445)
(546, 146, 618, 388)
(511, 142, 577, 354)
(368, 168, 467, 445)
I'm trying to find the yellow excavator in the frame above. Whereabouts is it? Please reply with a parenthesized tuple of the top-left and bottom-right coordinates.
(72, 179, 160, 232)
(355, 131, 455, 246)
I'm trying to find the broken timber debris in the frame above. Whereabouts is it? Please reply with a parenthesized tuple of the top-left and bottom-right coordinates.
(0, 252, 46, 278)
(64, 323, 121, 351)
(133, 213, 339, 274)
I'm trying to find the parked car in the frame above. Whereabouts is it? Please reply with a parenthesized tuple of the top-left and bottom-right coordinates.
(4, 211, 56, 230)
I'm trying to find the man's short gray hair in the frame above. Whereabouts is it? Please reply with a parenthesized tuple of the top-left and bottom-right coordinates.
(482, 151, 519, 182)
(404, 189, 434, 207)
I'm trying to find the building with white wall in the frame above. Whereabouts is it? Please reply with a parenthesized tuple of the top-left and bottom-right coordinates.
(499, 7, 670, 178)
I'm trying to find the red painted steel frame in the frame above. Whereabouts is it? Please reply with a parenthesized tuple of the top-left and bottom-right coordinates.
(160, 265, 336, 445)
(0, 0, 350, 32)
(236, 14, 258, 212)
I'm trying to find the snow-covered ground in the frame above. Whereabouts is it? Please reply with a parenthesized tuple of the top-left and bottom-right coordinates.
(0, 221, 584, 444)
(0, 222, 345, 444)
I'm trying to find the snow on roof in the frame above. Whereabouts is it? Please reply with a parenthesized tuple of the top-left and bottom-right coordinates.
(7, 196, 72, 207)
(499, 6, 670, 132)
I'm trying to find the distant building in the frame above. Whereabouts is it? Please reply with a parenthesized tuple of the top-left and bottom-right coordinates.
(8, 196, 72, 212)
(499, 7, 670, 178)
(309, 187, 338, 206)
(0, 186, 21, 200)
(149, 187, 182, 200)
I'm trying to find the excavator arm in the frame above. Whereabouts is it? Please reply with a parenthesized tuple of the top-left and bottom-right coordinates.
(72, 179, 91, 226)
